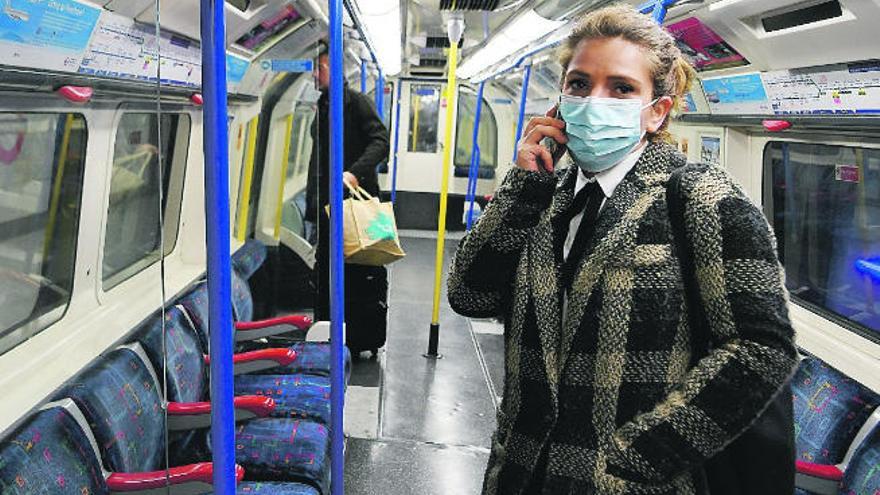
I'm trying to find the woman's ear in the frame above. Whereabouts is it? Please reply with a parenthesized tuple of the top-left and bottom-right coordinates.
(645, 95, 674, 133)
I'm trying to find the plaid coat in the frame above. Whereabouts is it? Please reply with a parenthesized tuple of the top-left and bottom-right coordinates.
(448, 142, 797, 494)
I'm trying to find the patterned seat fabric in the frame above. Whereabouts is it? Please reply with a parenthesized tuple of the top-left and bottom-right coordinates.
(56, 347, 165, 473)
(793, 357, 880, 465)
(233, 240, 268, 280)
(135, 306, 207, 403)
(255, 342, 351, 384)
(177, 282, 212, 351)
(232, 418, 330, 493)
(233, 270, 256, 323)
(0, 407, 108, 494)
(841, 423, 880, 494)
(233, 481, 321, 494)
(235, 374, 332, 424)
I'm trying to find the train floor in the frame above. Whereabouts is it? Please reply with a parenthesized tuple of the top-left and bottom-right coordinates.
(342, 232, 503, 494)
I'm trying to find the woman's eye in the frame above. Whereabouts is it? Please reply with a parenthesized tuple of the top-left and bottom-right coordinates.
(568, 79, 587, 90)
(615, 84, 634, 94)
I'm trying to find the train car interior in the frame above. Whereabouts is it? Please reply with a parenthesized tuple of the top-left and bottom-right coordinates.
(1, 0, 879, 493)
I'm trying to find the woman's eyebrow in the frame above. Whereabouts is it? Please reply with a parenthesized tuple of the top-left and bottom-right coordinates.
(607, 74, 641, 86)
(565, 70, 590, 80)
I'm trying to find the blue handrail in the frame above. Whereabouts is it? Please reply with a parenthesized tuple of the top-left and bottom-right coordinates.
(465, 81, 485, 231)
(361, 59, 367, 93)
(390, 82, 402, 203)
(638, 0, 677, 22)
(376, 70, 385, 117)
(328, 1, 346, 494)
(199, 0, 235, 493)
(512, 63, 532, 162)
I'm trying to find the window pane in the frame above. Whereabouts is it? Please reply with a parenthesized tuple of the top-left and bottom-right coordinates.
(764, 141, 880, 339)
(454, 88, 498, 173)
(104, 113, 190, 289)
(0, 113, 87, 356)
(366, 84, 393, 127)
(281, 104, 316, 239)
(408, 84, 439, 153)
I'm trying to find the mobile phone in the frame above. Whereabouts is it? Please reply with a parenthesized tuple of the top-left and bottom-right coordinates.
(539, 114, 567, 171)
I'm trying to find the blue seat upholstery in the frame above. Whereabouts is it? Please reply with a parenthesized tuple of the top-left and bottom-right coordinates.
(233, 482, 321, 494)
(234, 418, 330, 493)
(841, 422, 880, 494)
(256, 342, 351, 383)
(233, 270, 256, 323)
(177, 282, 212, 351)
(793, 357, 880, 465)
(235, 374, 331, 424)
(233, 239, 268, 279)
(57, 347, 165, 473)
(0, 406, 108, 494)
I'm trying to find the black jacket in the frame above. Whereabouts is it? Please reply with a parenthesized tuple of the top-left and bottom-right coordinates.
(305, 85, 390, 222)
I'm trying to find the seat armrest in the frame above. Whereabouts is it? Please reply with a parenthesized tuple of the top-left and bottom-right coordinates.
(206, 348, 297, 375)
(795, 460, 843, 495)
(234, 315, 313, 341)
(106, 462, 244, 494)
(166, 397, 276, 430)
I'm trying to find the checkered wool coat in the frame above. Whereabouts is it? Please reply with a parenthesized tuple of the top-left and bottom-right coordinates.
(448, 142, 797, 494)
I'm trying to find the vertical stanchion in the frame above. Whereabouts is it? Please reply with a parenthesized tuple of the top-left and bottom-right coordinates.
(390, 82, 402, 203)
(512, 63, 532, 162)
(360, 59, 367, 93)
(328, 0, 346, 493)
(465, 81, 485, 231)
(426, 14, 464, 358)
(200, 0, 235, 493)
(375, 70, 385, 118)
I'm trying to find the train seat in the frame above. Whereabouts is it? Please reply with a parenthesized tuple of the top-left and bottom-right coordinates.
(135, 307, 333, 426)
(56, 344, 330, 492)
(179, 280, 351, 383)
(231, 481, 320, 494)
(0, 399, 244, 494)
(233, 238, 268, 280)
(793, 357, 880, 465)
(839, 420, 880, 494)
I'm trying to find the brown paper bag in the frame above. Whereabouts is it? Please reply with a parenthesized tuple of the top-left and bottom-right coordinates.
(327, 184, 406, 266)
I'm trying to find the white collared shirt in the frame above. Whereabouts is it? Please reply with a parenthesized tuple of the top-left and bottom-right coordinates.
(562, 144, 645, 261)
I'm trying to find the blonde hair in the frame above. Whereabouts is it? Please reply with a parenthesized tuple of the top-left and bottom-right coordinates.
(557, 4, 696, 143)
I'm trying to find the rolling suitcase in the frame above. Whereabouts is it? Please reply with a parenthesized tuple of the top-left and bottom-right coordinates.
(344, 263, 388, 356)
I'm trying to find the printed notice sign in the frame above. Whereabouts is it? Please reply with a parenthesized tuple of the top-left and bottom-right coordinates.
(763, 61, 880, 115)
(0, 0, 101, 72)
(701, 73, 773, 115)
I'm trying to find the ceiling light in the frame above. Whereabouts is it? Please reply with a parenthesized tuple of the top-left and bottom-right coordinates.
(353, 0, 402, 76)
(458, 9, 564, 80)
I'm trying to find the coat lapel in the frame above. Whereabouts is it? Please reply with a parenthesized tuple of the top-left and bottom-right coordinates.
(556, 143, 685, 373)
(529, 165, 577, 389)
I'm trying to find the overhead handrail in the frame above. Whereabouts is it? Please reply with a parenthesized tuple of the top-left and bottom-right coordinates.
(328, 0, 347, 493)
(200, 0, 236, 492)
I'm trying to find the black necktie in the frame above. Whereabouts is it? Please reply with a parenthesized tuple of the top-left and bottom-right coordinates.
(560, 181, 604, 289)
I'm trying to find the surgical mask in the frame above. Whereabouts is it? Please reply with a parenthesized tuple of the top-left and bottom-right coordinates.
(558, 95, 657, 173)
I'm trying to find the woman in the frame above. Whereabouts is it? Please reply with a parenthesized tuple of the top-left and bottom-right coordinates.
(448, 5, 797, 494)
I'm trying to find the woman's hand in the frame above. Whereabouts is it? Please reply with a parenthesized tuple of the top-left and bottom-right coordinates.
(343, 171, 359, 189)
(515, 106, 567, 173)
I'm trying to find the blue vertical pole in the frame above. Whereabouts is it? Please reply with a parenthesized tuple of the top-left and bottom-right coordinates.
(513, 63, 532, 162)
(328, 0, 345, 493)
(375, 70, 385, 118)
(465, 81, 485, 231)
(391, 82, 402, 203)
(360, 59, 367, 93)
(200, 0, 235, 493)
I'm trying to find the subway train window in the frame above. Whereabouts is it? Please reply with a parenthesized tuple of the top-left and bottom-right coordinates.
(366, 83, 393, 126)
(286, 105, 316, 180)
(408, 84, 440, 153)
(454, 86, 498, 174)
(0, 113, 87, 356)
(102, 113, 191, 290)
(764, 141, 880, 339)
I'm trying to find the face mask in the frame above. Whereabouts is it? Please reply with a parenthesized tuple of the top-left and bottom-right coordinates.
(558, 95, 657, 173)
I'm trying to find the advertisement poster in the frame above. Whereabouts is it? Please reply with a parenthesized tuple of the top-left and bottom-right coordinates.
(666, 17, 748, 72)
(227, 54, 250, 85)
(0, 0, 101, 72)
(701, 136, 720, 166)
(702, 73, 773, 114)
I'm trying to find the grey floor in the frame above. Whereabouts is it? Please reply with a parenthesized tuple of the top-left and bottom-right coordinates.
(343, 235, 506, 495)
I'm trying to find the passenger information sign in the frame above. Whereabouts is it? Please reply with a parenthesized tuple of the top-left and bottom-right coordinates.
(0, 0, 100, 72)
(763, 61, 880, 115)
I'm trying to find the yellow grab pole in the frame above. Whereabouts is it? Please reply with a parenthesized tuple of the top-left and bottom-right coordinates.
(236, 116, 259, 241)
(426, 38, 460, 357)
(43, 114, 75, 253)
(273, 113, 295, 239)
